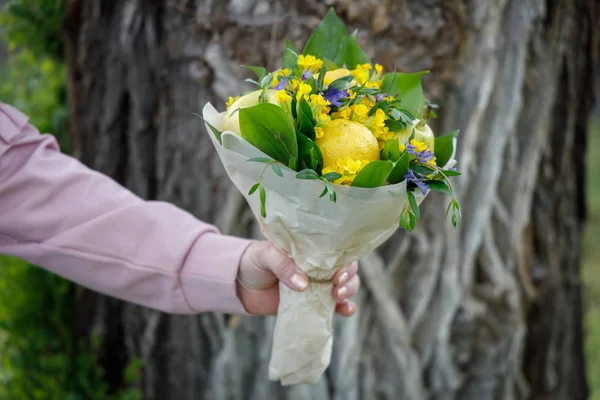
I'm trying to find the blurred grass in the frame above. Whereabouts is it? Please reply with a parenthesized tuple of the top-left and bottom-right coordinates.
(584, 115, 600, 400)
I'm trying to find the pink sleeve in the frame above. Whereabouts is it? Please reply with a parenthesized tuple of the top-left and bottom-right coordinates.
(0, 102, 252, 315)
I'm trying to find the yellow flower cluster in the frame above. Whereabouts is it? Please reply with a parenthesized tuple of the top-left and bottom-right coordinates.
(322, 157, 370, 185)
(309, 94, 331, 127)
(298, 55, 323, 73)
(350, 63, 384, 89)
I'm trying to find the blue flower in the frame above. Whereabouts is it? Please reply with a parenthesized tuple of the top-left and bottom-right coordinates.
(322, 88, 349, 107)
(301, 70, 312, 81)
(406, 141, 436, 164)
(405, 170, 429, 195)
(375, 94, 385, 103)
(275, 79, 288, 90)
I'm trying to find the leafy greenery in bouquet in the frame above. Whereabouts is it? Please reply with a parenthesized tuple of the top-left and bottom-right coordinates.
(205, 8, 461, 231)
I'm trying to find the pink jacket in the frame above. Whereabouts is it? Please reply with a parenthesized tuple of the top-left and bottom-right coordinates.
(0, 102, 252, 315)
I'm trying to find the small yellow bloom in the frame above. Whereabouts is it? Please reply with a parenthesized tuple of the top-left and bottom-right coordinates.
(352, 104, 369, 117)
(296, 82, 313, 100)
(310, 94, 330, 108)
(276, 90, 291, 104)
(315, 127, 324, 139)
(226, 96, 239, 109)
(290, 78, 301, 91)
(333, 108, 352, 120)
(298, 55, 324, 73)
(350, 64, 372, 85)
(337, 157, 363, 175)
(375, 64, 383, 75)
(316, 113, 331, 125)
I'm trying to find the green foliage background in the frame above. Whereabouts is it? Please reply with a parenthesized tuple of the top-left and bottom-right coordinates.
(0, 1, 142, 398)
(583, 116, 600, 400)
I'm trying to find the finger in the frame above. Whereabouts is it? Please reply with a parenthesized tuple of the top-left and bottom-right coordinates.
(333, 261, 359, 286)
(333, 275, 360, 301)
(257, 244, 308, 292)
(335, 299, 357, 317)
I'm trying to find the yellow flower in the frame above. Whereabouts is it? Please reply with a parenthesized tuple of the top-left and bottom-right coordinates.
(296, 82, 313, 100)
(333, 108, 352, 120)
(276, 90, 291, 104)
(315, 127, 325, 139)
(350, 64, 372, 85)
(316, 113, 331, 126)
(298, 55, 323, 73)
(375, 64, 383, 75)
(310, 93, 330, 108)
(351, 104, 369, 122)
(290, 78, 301, 91)
(323, 157, 371, 185)
(336, 157, 363, 175)
(226, 96, 240, 109)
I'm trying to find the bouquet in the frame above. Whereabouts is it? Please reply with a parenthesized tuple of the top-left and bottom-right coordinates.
(200, 8, 461, 385)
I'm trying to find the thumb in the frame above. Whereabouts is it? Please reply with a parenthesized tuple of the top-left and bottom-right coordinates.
(258, 244, 309, 292)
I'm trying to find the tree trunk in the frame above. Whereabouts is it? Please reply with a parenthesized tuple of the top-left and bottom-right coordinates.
(63, 0, 597, 399)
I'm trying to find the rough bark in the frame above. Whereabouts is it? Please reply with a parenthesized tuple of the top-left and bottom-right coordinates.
(63, 0, 597, 399)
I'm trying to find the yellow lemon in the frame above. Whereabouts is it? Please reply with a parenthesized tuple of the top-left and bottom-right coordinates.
(222, 89, 278, 134)
(319, 68, 354, 85)
(316, 119, 380, 168)
(396, 119, 435, 151)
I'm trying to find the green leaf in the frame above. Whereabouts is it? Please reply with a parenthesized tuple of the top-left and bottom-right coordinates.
(319, 186, 329, 198)
(434, 130, 459, 168)
(282, 39, 298, 70)
(317, 65, 327, 89)
(303, 8, 349, 64)
(288, 157, 297, 170)
(407, 191, 420, 220)
(409, 211, 416, 229)
(297, 96, 316, 140)
(381, 138, 400, 161)
(248, 183, 260, 195)
(259, 185, 267, 218)
(427, 180, 453, 196)
(351, 160, 394, 188)
(297, 134, 323, 173)
(296, 169, 320, 179)
(322, 58, 339, 70)
(440, 169, 462, 177)
(323, 172, 342, 181)
(410, 164, 437, 178)
(335, 34, 370, 69)
(271, 162, 283, 177)
(399, 212, 413, 232)
(244, 65, 267, 81)
(387, 151, 410, 184)
(381, 71, 429, 118)
(239, 103, 298, 170)
(247, 157, 272, 163)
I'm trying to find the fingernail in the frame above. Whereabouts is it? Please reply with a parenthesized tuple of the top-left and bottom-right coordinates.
(291, 274, 308, 291)
(338, 272, 349, 285)
(337, 286, 348, 298)
(347, 302, 356, 315)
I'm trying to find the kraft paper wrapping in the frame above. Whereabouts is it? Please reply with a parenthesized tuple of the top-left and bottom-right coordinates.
(202, 103, 452, 385)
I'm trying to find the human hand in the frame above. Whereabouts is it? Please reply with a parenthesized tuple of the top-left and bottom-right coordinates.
(237, 241, 360, 316)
